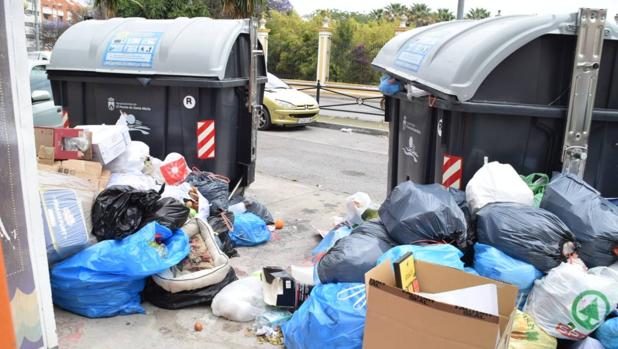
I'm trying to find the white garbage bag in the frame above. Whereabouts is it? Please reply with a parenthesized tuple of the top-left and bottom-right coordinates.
(346, 192, 371, 225)
(106, 172, 158, 191)
(466, 161, 534, 213)
(105, 141, 150, 173)
(211, 276, 265, 322)
(524, 262, 618, 340)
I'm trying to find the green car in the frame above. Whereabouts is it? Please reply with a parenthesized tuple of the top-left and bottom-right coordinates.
(259, 73, 320, 130)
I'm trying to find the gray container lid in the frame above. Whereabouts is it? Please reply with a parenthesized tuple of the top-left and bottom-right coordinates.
(373, 13, 618, 102)
(48, 17, 249, 80)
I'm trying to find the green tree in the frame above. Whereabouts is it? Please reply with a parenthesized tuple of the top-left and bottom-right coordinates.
(222, 0, 265, 18)
(94, 0, 122, 18)
(384, 3, 407, 21)
(117, 0, 210, 18)
(435, 8, 455, 22)
(465, 7, 491, 19)
(369, 9, 386, 22)
(407, 3, 434, 27)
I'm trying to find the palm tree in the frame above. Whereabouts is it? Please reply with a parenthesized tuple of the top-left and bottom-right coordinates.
(407, 3, 434, 27)
(369, 8, 386, 22)
(435, 8, 455, 22)
(222, 0, 265, 19)
(384, 3, 407, 21)
(465, 8, 491, 20)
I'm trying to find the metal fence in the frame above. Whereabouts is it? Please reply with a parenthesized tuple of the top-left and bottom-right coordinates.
(284, 80, 385, 117)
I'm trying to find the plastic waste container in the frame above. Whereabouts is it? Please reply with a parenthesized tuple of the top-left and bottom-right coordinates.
(372, 13, 618, 196)
(47, 18, 266, 187)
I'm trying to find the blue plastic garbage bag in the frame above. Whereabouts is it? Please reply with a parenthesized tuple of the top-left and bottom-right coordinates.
(376, 244, 465, 270)
(51, 222, 189, 318)
(596, 317, 618, 349)
(229, 212, 271, 247)
(282, 283, 366, 349)
(473, 243, 543, 309)
(312, 225, 353, 257)
(379, 75, 401, 96)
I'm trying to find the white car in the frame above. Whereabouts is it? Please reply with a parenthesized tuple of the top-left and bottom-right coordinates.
(29, 60, 63, 127)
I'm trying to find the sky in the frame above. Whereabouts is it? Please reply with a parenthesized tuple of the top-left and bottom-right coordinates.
(288, 0, 618, 18)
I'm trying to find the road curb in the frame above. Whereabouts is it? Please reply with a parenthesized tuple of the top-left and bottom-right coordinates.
(311, 121, 389, 136)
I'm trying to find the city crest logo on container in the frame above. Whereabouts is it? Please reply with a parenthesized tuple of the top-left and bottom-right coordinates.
(108, 97, 115, 111)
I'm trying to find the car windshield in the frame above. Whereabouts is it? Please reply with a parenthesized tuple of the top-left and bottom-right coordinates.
(266, 73, 289, 89)
(30, 65, 53, 96)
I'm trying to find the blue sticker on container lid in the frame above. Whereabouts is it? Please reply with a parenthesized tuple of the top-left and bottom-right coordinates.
(103, 31, 163, 68)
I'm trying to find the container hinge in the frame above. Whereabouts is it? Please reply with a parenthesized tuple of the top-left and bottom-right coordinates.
(561, 8, 606, 177)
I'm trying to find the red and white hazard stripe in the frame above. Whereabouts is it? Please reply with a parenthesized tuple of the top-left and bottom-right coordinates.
(62, 110, 69, 128)
(442, 154, 463, 189)
(197, 120, 215, 159)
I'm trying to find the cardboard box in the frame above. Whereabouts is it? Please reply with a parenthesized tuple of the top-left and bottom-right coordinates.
(34, 127, 93, 161)
(76, 125, 130, 164)
(363, 260, 518, 349)
(37, 161, 61, 172)
(262, 266, 313, 310)
(58, 160, 104, 188)
(99, 169, 112, 192)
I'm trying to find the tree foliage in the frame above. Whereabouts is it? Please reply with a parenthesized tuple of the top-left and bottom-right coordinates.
(465, 7, 491, 19)
(116, 0, 210, 18)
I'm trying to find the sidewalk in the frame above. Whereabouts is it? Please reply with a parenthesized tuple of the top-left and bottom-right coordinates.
(314, 114, 389, 136)
(55, 172, 348, 349)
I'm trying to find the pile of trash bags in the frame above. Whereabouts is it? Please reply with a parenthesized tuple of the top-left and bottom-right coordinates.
(283, 161, 618, 349)
(48, 142, 277, 317)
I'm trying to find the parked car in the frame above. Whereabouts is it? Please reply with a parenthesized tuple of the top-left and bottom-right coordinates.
(259, 73, 320, 130)
(29, 60, 63, 127)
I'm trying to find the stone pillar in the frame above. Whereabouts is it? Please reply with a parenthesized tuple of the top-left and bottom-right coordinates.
(395, 15, 408, 35)
(316, 17, 332, 83)
(257, 15, 270, 65)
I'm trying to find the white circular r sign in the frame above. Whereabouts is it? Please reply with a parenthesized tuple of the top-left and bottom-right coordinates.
(183, 95, 196, 109)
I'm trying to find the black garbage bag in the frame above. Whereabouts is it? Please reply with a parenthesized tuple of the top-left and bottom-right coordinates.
(244, 198, 274, 225)
(476, 202, 578, 272)
(208, 211, 235, 234)
(316, 220, 396, 284)
(92, 185, 161, 241)
(448, 187, 472, 226)
(379, 181, 467, 247)
(141, 197, 190, 232)
(142, 268, 237, 310)
(216, 231, 239, 258)
(185, 171, 230, 213)
(541, 174, 618, 267)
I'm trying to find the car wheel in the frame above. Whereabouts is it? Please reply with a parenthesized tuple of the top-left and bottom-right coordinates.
(258, 107, 272, 130)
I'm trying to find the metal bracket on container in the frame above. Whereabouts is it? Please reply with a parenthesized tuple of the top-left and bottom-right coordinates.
(561, 8, 606, 177)
(249, 17, 263, 162)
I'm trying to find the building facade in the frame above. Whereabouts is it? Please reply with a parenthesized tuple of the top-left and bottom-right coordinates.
(24, 0, 85, 51)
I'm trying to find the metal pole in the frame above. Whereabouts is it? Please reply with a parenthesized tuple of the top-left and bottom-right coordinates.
(34, 0, 40, 51)
(561, 8, 606, 177)
(457, 0, 464, 19)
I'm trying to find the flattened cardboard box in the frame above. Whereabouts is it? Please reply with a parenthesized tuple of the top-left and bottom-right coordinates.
(363, 260, 518, 349)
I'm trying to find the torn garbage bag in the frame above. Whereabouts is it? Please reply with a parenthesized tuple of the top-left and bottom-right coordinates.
(142, 268, 237, 310)
(229, 212, 270, 247)
(474, 243, 543, 309)
(376, 244, 464, 270)
(50, 222, 189, 318)
(379, 181, 467, 247)
(211, 276, 265, 322)
(316, 220, 396, 284)
(140, 197, 190, 232)
(541, 173, 618, 268)
(185, 171, 230, 213)
(524, 262, 618, 340)
(282, 283, 366, 349)
(476, 203, 577, 272)
(92, 185, 161, 241)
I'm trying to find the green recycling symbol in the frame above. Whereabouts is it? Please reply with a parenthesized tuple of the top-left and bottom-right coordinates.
(571, 290, 611, 331)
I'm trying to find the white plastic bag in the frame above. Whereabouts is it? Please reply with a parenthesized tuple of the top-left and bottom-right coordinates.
(106, 172, 158, 191)
(345, 192, 371, 225)
(466, 161, 534, 213)
(211, 276, 265, 322)
(160, 182, 192, 203)
(105, 141, 149, 173)
(524, 263, 618, 340)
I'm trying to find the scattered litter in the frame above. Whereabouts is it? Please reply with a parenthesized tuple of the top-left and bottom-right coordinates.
(194, 321, 203, 332)
(340, 128, 353, 134)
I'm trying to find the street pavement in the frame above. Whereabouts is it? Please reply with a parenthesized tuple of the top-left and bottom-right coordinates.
(257, 125, 389, 203)
(55, 126, 390, 349)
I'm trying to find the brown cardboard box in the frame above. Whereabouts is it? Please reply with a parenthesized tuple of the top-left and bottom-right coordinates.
(363, 260, 518, 349)
(34, 127, 93, 161)
(37, 161, 61, 172)
(59, 160, 103, 188)
(99, 169, 112, 192)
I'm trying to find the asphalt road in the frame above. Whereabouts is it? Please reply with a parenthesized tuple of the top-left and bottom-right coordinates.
(256, 125, 389, 203)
